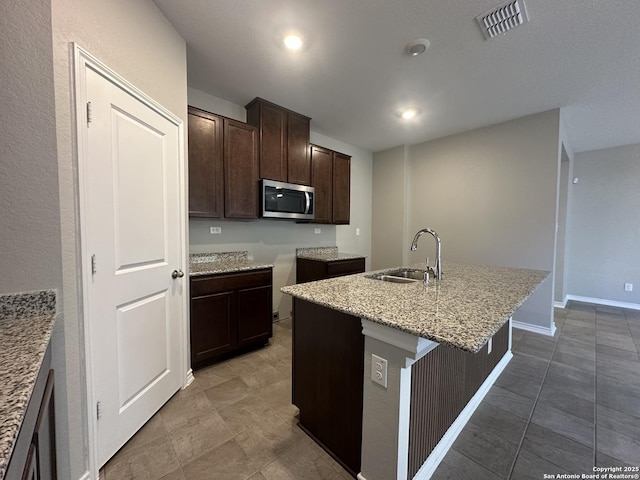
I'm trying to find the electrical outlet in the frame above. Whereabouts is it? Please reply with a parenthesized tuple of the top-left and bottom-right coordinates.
(210, 226, 221, 234)
(487, 337, 493, 355)
(371, 354, 388, 388)
(272, 311, 279, 321)
(356, 228, 360, 236)
(625, 283, 633, 292)
(314, 228, 321, 234)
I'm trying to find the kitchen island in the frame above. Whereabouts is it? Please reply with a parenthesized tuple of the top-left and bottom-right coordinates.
(281, 263, 548, 480)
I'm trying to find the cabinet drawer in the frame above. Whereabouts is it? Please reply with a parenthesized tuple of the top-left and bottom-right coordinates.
(326, 259, 365, 277)
(191, 269, 271, 297)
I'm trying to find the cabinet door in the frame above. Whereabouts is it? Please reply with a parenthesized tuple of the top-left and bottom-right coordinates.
(287, 113, 311, 185)
(224, 119, 259, 218)
(255, 102, 287, 181)
(187, 107, 224, 217)
(237, 285, 272, 348)
(190, 292, 237, 368)
(310, 145, 333, 224)
(33, 370, 56, 480)
(332, 152, 351, 224)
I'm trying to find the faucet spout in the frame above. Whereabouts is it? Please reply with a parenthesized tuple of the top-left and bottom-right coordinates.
(410, 228, 442, 280)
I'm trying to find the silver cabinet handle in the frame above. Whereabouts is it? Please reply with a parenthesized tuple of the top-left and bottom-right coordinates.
(171, 269, 185, 279)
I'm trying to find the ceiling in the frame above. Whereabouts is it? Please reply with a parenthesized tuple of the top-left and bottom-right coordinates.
(153, 0, 640, 154)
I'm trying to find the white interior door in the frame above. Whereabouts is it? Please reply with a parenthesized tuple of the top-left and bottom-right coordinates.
(82, 64, 184, 467)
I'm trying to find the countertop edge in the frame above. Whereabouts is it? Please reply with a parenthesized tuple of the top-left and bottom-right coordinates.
(281, 263, 550, 353)
(0, 314, 56, 480)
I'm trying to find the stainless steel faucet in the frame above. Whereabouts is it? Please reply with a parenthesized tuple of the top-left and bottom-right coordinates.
(410, 228, 442, 281)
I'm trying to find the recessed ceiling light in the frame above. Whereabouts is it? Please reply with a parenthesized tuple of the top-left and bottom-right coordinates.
(284, 34, 303, 50)
(401, 109, 418, 119)
(405, 38, 430, 57)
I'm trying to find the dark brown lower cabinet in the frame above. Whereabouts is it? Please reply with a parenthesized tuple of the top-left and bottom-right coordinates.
(190, 269, 273, 370)
(291, 298, 511, 479)
(296, 257, 365, 284)
(292, 298, 364, 478)
(7, 346, 56, 480)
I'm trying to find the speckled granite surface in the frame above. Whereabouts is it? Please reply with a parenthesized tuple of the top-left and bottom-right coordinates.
(296, 246, 366, 262)
(281, 263, 549, 353)
(0, 290, 57, 480)
(189, 252, 274, 276)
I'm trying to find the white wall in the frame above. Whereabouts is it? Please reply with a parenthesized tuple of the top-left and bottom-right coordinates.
(371, 110, 561, 330)
(50, 1, 187, 477)
(0, 0, 62, 295)
(371, 146, 407, 270)
(187, 89, 373, 319)
(567, 143, 640, 306)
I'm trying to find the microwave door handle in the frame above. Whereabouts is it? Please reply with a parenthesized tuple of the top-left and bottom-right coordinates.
(304, 192, 311, 214)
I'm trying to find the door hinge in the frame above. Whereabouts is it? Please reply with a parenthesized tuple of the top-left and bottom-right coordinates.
(86, 101, 92, 126)
(96, 400, 102, 420)
(91, 254, 97, 275)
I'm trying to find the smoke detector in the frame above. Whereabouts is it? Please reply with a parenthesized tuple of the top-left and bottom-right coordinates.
(476, 0, 529, 40)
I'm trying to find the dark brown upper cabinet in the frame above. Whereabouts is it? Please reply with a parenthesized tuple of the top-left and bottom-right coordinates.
(310, 144, 351, 225)
(223, 119, 259, 218)
(188, 106, 259, 219)
(188, 107, 224, 218)
(245, 97, 311, 185)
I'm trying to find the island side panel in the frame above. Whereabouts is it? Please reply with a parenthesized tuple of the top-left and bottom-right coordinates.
(292, 298, 365, 477)
(407, 321, 510, 478)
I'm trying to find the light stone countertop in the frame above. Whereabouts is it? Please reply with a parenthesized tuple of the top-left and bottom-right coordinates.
(296, 246, 366, 262)
(281, 263, 549, 353)
(189, 251, 274, 276)
(0, 290, 57, 480)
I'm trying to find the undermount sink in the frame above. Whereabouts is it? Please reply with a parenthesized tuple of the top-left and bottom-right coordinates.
(366, 268, 427, 283)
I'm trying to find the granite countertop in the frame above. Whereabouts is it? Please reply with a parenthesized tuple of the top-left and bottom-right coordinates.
(281, 263, 549, 353)
(189, 251, 274, 276)
(296, 246, 366, 262)
(0, 290, 57, 480)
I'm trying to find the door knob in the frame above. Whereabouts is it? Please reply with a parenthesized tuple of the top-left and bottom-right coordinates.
(171, 269, 185, 279)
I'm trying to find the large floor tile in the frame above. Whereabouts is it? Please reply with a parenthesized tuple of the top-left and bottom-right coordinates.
(537, 383, 595, 422)
(103, 435, 182, 480)
(259, 438, 345, 480)
(180, 439, 261, 480)
(596, 404, 640, 442)
(596, 331, 638, 352)
(520, 423, 594, 472)
(203, 376, 252, 410)
(596, 425, 640, 466)
(543, 361, 595, 402)
(483, 385, 536, 420)
(430, 449, 502, 480)
(468, 403, 528, 446)
(494, 354, 549, 399)
(595, 451, 634, 468)
(596, 374, 640, 419)
(512, 334, 557, 360)
(510, 448, 570, 480)
(451, 420, 518, 478)
(168, 410, 234, 465)
(159, 390, 214, 433)
(530, 402, 594, 447)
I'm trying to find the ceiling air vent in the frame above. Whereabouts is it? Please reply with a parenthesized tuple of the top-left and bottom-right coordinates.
(476, 0, 529, 39)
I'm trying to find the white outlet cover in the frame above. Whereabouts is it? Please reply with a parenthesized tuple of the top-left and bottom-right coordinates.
(314, 228, 321, 234)
(371, 354, 388, 388)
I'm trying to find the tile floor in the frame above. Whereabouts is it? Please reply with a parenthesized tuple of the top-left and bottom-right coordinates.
(101, 301, 640, 479)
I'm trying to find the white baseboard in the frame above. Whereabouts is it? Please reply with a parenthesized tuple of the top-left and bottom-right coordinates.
(512, 320, 557, 337)
(184, 368, 195, 388)
(554, 297, 568, 308)
(412, 351, 514, 480)
(565, 294, 640, 311)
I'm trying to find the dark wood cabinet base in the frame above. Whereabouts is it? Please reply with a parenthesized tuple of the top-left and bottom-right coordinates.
(292, 298, 364, 477)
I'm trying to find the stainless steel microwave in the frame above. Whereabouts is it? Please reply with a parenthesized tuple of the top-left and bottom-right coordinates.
(261, 179, 315, 220)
